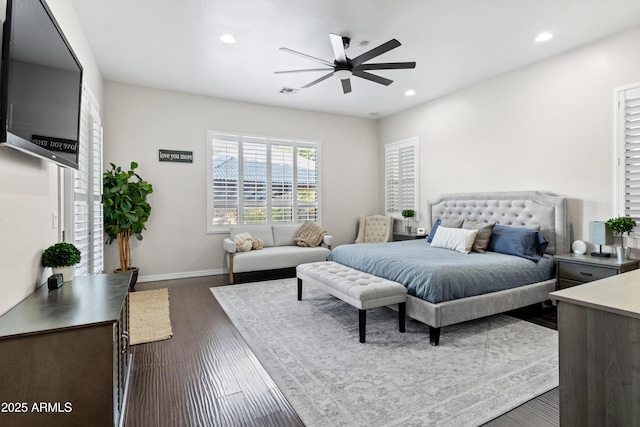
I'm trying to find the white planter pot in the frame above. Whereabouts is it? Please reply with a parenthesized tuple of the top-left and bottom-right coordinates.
(52, 265, 74, 282)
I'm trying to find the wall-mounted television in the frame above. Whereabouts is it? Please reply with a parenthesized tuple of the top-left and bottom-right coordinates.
(0, 0, 83, 170)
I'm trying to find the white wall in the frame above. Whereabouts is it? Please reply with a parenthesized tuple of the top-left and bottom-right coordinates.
(103, 83, 379, 280)
(0, 0, 102, 315)
(378, 26, 640, 252)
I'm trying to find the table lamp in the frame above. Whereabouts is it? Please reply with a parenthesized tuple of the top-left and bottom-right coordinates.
(589, 221, 612, 257)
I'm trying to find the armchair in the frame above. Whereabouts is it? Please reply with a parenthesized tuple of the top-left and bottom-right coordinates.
(355, 215, 394, 243)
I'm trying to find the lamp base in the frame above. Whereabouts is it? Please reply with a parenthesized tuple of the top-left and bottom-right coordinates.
(591, 251, 611, 258)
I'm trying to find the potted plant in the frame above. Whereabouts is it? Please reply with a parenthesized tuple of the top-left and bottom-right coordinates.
(606, 216, 636, 261)
(103, 161, 153, 290)
(402, 209, 415, 234)
(41, 242, 81, 282)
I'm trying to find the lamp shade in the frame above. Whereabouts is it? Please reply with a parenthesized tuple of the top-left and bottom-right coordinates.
(589, 221, 613, 245)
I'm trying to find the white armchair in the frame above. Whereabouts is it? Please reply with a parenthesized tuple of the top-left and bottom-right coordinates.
(355, 215, 394, 243)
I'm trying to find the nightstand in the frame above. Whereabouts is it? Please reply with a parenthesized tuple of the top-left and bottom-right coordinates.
(393, 232, 427, 241)
(554, 253, 640, 290)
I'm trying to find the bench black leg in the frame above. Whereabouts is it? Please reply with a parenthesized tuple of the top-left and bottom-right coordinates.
(398, 302, 406, 333)
(429, 326, 440, 346)
(297, 278, 302, 301)
(359, 309, 366, 343)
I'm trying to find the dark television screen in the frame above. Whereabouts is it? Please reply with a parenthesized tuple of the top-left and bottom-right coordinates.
(0, 0, 83, 169)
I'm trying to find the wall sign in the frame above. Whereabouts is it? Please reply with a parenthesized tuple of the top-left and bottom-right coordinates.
(159, 149, 193, 163)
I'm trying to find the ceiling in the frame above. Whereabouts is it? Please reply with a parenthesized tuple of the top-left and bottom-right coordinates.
(70, 0, 640, 119)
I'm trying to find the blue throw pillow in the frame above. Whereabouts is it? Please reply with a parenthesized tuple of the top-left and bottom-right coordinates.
(427, 219, 441, 242)
(487, 224, 549, 262)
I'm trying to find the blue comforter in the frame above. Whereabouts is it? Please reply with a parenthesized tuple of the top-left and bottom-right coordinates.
(327, 240, 554, 304)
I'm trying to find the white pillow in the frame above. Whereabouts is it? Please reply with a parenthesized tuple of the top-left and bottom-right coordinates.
(430, 226, 478, 254)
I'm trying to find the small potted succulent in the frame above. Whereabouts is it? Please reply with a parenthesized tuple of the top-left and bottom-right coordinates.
(402, 209, 415, 234)
(606, 216, 636, 261)
(41, 242, 81, 282)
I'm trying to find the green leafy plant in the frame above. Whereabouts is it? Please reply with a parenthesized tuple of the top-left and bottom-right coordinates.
(401, 209, 415, 219)
(41, 242, 81, 268)
(103, 162, 153, 272)
(606, 217, 636, 236)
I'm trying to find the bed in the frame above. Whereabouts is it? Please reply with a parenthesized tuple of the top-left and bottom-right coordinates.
(327, 191, 569, 345)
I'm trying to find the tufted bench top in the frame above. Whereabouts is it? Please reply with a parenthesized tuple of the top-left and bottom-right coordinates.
(296, 261, 407, 310)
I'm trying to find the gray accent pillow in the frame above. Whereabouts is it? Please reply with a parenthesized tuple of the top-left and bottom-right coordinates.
(462, 220, 496, 253)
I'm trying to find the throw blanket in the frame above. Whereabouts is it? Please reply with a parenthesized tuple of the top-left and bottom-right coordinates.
(294, 222, 326, 248)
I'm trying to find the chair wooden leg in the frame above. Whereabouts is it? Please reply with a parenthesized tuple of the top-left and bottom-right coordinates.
(398, 302, 406, 333)
(297, 278, 302, 301)
(228, 254, 235, 284)
(359, 309, 366, 343)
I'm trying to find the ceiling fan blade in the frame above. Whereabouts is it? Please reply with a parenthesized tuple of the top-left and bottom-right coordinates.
(355, 62, 416, 71)
(353, 70, 393, 86)
(279, 47, 334, 67)
(351, 39, 401, 67)
(329, 33, 347, 64)
(302, 72, 334, 89)
(341, 78, 352, 94)
(274, 68, 334, 74)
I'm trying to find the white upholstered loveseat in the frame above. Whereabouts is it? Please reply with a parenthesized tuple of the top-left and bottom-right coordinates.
(223, 223, 333, 283)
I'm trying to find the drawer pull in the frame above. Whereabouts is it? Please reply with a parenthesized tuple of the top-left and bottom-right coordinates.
(579, 272, 593, 277)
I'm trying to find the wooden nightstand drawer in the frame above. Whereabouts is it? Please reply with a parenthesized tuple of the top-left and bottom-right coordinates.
(558, 262, 617, 283)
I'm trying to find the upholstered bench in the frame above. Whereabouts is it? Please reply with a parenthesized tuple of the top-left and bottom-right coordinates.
(296, 261, 407, 343)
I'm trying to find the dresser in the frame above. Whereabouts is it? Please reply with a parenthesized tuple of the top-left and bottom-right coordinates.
(554, 252, 639, 290)
(549, 270, 640, 426)
(0, 273, 132, 427)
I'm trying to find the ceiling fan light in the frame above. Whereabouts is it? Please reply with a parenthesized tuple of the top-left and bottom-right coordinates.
(334, 69, 352, 80)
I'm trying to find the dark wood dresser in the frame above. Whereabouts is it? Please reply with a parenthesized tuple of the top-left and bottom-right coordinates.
(0, 273, 132, 427)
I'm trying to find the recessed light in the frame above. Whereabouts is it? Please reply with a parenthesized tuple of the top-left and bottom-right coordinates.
(535, 32, 553, 43)
(220, 34, 237, 44)
(405, 90, 416, 96)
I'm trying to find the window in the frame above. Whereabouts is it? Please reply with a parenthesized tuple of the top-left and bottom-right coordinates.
(207, 131, 320, 232)
(385, 138, 419, 218)
(617, 85, 640, 232)
(64, 86, 103, 275)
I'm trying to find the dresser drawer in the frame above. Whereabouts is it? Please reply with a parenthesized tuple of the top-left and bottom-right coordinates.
(558, 262, 617, 283)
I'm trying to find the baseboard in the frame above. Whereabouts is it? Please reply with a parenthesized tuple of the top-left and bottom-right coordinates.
(137, 268, 227, 283)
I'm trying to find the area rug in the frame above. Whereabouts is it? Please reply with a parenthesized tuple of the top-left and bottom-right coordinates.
(211, 278, 559, 427)
(129, 288, 173, 345)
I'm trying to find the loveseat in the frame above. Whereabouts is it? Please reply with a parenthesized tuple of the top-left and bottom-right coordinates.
(223, 223, 333, 283)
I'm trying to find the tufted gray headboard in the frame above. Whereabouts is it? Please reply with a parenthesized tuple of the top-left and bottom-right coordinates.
(427, 191, 569, 255)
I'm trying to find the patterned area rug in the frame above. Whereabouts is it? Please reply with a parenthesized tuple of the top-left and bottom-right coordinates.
(129, 288, 173, 345)
(210, 279, 558, 427)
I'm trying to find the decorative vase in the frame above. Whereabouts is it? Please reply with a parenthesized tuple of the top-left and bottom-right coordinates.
(52, 265, 74, 282)
(405, 224, 411, 234)
(616, 246, 630, 262)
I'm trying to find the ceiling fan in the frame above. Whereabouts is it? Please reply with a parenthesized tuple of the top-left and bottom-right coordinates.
(275, 33, 416, 94)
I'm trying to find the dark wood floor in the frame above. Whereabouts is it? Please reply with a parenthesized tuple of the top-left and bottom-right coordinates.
(124, 271, 559, 426)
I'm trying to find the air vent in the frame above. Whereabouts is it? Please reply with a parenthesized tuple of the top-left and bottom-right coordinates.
(279, 87, 299, 95)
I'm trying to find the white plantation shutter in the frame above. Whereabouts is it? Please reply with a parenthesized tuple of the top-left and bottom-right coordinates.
(271, 143, 294, 222)
(243, 137, 268, 223)
(385, 138, 419, 218)
(297, 146, 318, 221)
(207, 131, 320, 232)
(618, 86, 640, 231)
(66, 86, 103, 275)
